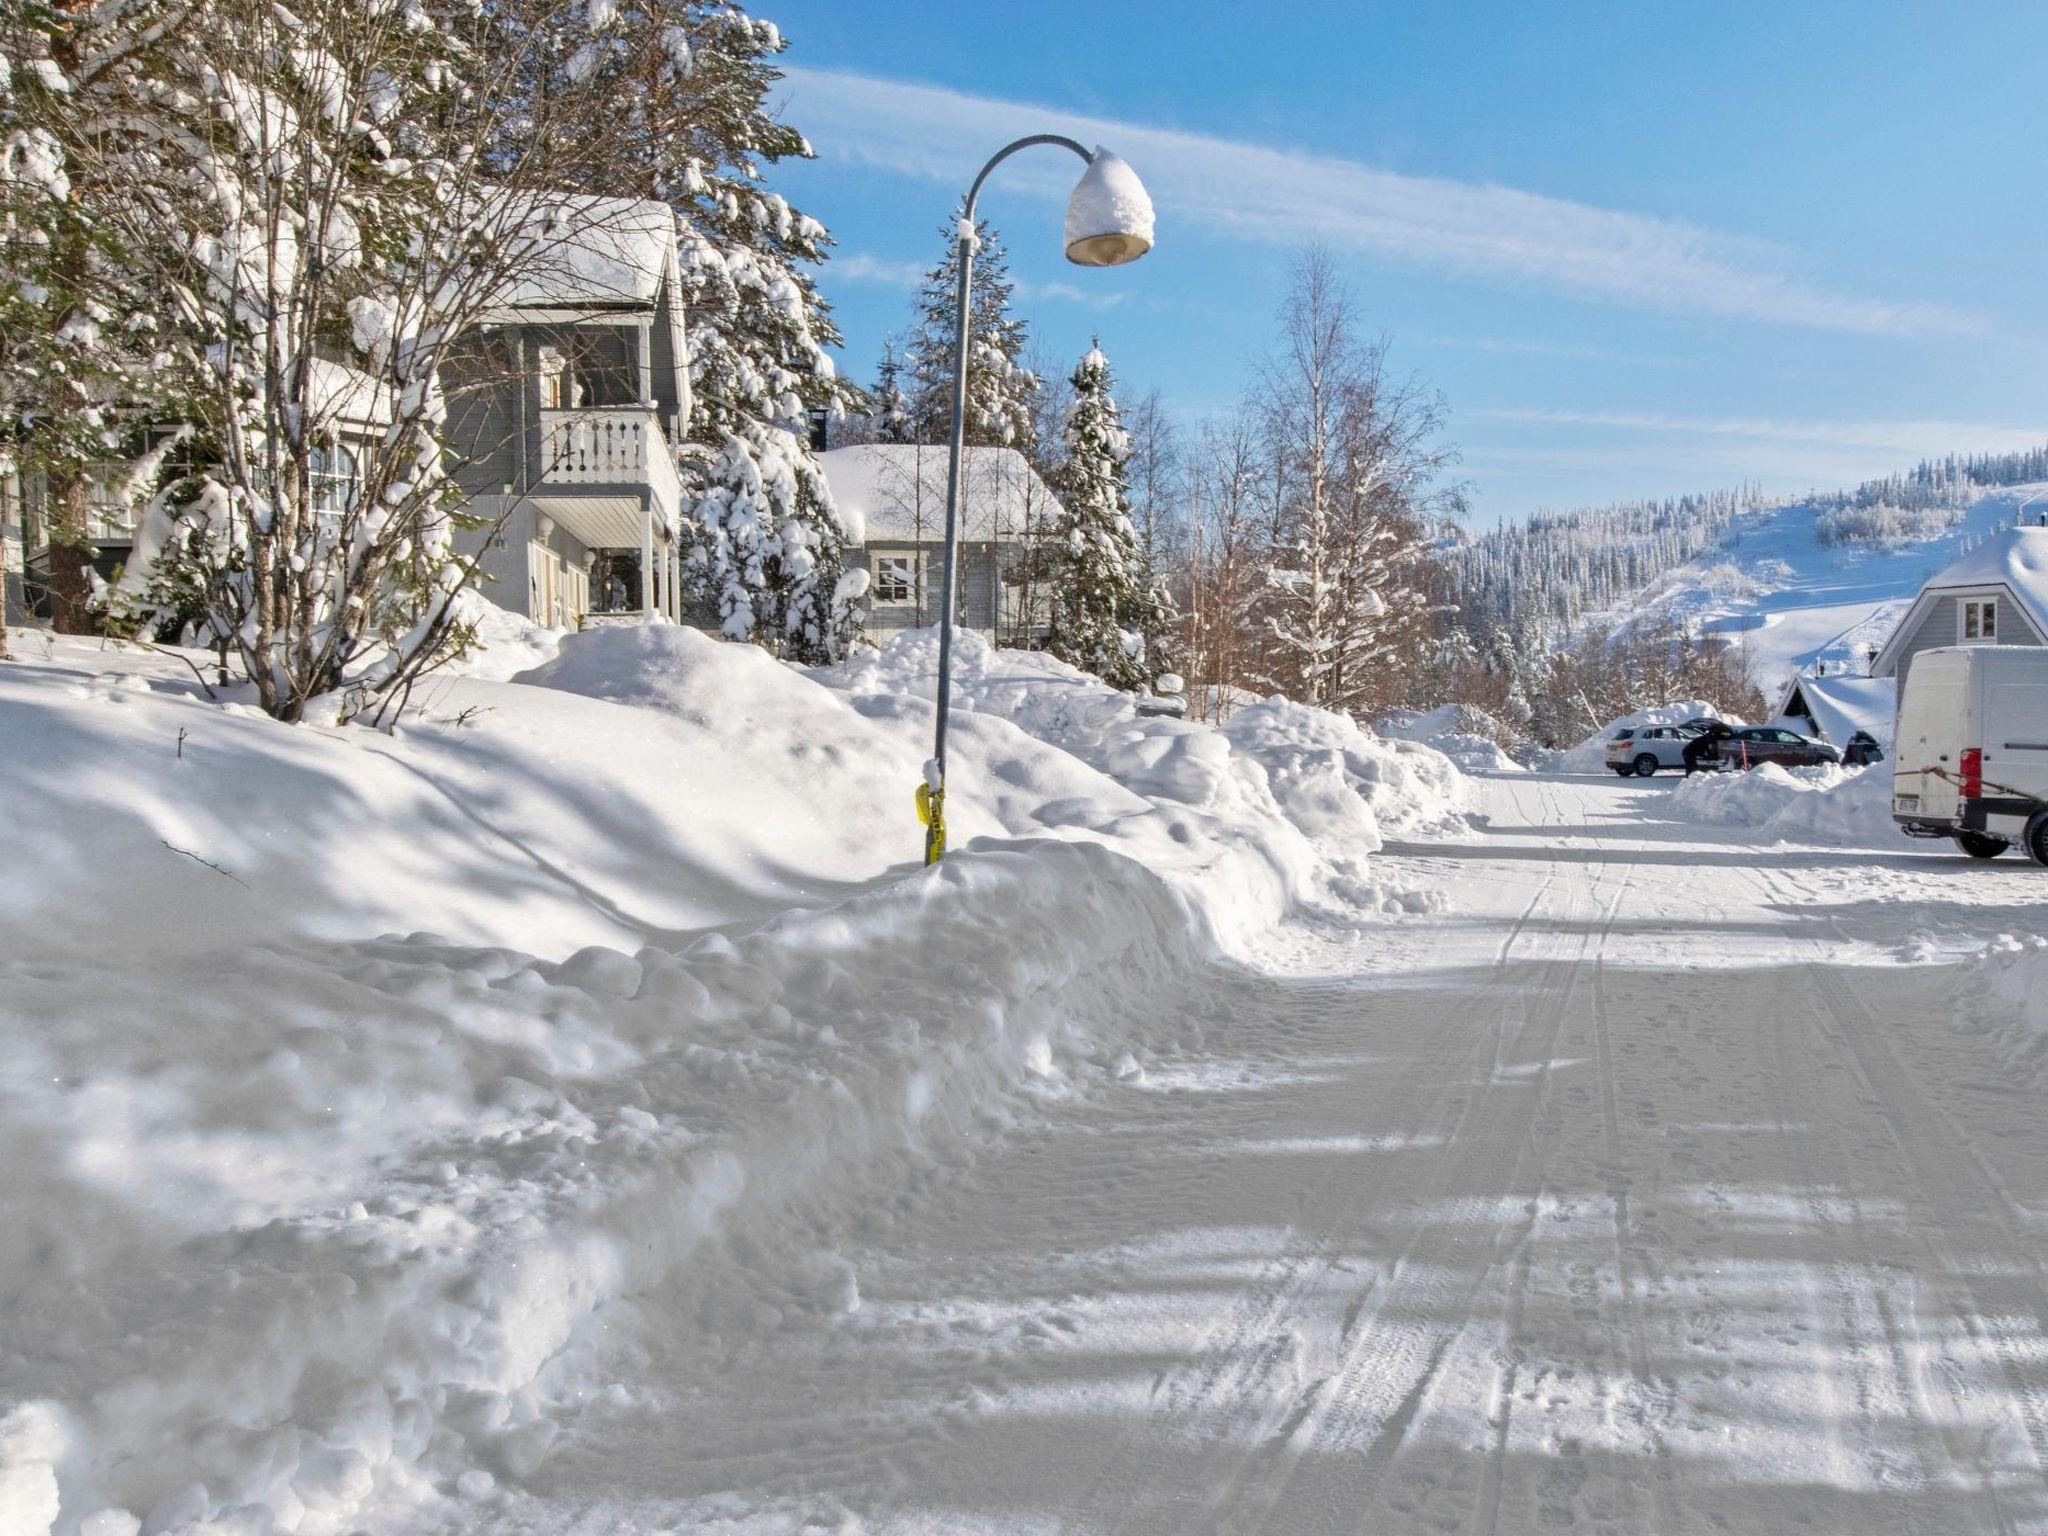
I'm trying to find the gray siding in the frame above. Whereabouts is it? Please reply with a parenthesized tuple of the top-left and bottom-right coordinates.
(850, 540, 1010, 637)
(458, 495, 594, 621)
(1894, 591, 2043, 687)
(443, 332, 528, 497)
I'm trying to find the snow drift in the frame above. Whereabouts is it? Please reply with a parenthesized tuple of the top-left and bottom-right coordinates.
(1959, 935, 2048, 1084)
(1665, 761, 1905, 847)
(0, 622, 1465, 1535)
(1378, 703, 1526, 774)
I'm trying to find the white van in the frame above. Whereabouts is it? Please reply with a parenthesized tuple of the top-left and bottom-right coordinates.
(1893, 645, 2048, 861)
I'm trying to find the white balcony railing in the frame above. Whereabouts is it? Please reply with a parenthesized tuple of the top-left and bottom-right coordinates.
(538, 407, 681, 535)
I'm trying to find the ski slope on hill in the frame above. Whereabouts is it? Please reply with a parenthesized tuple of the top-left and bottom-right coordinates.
(1600, 483, 2048, 694)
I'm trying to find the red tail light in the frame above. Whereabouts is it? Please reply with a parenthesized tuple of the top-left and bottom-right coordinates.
(1960, 747, 1983, 798)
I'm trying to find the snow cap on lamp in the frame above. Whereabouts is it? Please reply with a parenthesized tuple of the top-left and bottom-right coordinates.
(1064, 148, 1154, 267)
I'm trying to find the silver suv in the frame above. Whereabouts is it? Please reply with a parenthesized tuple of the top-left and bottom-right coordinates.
(1604, 724, 1702, 777)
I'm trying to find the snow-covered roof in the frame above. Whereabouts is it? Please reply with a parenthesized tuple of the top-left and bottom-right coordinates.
(1872, 526, 2048, 675)
(306, 357, 394, 428)
(818, 444, 1059, 546)
(1774, 672, 1896, 747)
(484, 195, 682, 314)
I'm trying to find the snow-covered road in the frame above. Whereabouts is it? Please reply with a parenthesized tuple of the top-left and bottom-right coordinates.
(474, 771, 2048, 1535)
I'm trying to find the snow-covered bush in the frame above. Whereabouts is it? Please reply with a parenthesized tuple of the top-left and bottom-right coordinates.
(1379, 704, 1528, 773)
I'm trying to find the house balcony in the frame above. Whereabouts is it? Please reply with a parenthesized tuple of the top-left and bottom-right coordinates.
(534, 406, 682, 543)
(530, 405, 688, 624)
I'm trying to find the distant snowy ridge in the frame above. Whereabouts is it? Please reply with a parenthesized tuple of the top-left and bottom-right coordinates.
(1447, 441, 2048, 685)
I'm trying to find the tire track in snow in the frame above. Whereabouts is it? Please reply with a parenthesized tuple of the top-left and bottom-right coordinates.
(1059, 855, 1575, 1533)
(1191, 782, 1634, 1533)
(1793, 948, 2048, 1519)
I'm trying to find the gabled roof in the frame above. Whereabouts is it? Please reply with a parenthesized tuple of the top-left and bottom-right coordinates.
(1871, 526, 2048, 676)
(1774, 671, 1896, 745)
(481, 195, 683, 316)
(817, 444, 1060, 545)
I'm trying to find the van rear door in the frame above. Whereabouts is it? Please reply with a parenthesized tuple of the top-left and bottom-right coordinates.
(1894, 649, 1972, 822)
(1980, 652, 2048, 813)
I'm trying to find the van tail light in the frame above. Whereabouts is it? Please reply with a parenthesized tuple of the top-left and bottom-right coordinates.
(1959, 747, 1983, 798)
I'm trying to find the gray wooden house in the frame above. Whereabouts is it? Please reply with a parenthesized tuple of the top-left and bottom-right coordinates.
(1870, 526, 2048, 687)
(445, 196, 693, 629)
(817, 444, 1060, 644)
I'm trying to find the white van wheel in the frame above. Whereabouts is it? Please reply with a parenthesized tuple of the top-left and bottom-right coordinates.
(1955, 831, 2008, 860)
(2025, 812, 2048, 867)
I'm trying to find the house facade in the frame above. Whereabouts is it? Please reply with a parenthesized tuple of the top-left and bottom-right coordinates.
(5, 359, 390, 623)
(817, 443, 1059, 644)
(444, 196, 694, 629)
(1870, 526, 2048, 688)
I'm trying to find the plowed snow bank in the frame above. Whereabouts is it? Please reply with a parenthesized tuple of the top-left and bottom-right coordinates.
(0, 622, 1465, 1534)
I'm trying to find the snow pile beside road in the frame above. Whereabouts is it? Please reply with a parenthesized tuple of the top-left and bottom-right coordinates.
(0, 624, 1465, 1534)
(1666, 761, 1905, 847)
(1556, 700, 1734, 774)
(443, 594, 564, 681)
(1959, 934, 2048, 1082)
(1379, 703, 1526, 773)
(820, 629, 1467, 935)
(1, 839, 1219, 1536)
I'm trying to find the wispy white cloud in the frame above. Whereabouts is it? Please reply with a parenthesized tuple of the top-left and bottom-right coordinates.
(832, 252, 926, 288)
(782, 67, 1973, 339)
(833, 251, 1127, 309)
(1414, 334, 1684, 365)
(1474, 408, 2044, 455)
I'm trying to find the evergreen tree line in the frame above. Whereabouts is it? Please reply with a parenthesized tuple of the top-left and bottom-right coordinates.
(0, 0, 856, 716)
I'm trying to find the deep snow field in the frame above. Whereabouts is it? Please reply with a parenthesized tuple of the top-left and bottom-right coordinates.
(0, 618, 1463, 1536)
(7, 622, 2048, 1535)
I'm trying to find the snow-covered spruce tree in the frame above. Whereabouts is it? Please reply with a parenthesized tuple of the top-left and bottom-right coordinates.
(907, 209, 1038, 450)
(871, 338, 916, 444)
(664, 12, 861, 660)
(1047, 342, 1163, 691)
(39, 0, 698, 720)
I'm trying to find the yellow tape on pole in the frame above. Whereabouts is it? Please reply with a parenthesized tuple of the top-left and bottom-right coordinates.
(916, 782, 947, 865)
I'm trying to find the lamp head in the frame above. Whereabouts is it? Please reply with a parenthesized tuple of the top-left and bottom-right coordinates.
(1063, 148, 1154, 267)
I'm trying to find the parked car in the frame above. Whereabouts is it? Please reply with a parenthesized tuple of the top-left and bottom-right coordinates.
(1842, 730, 1884, 767)
(1604, 724, 1705, 777)
(1720, 726, 1840, 771)
(1893, 645, 2048, 862)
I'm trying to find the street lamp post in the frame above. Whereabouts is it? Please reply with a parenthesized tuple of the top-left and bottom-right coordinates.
(918, 138, 1155, 865)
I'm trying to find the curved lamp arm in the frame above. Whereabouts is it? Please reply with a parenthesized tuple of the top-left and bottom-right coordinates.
(963, 134, 1092, 224)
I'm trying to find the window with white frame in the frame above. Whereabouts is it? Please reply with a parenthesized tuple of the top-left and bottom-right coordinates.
(873, 552, 919, 605)
(1962, 597, 1998, 642)
(309, 444, 359, 523)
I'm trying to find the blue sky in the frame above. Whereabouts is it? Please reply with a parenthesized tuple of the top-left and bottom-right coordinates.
(764, 1, 2048, 527)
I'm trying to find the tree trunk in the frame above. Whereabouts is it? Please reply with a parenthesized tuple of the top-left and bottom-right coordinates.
(45, 467, 95, 634)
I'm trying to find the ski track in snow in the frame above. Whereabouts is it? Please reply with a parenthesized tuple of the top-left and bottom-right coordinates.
(442, 772, 2048, 1536)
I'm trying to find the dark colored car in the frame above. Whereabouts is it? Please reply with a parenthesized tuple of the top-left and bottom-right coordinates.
(1721, 725, 1840, 770)
(1842, 730, 1884, 767)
